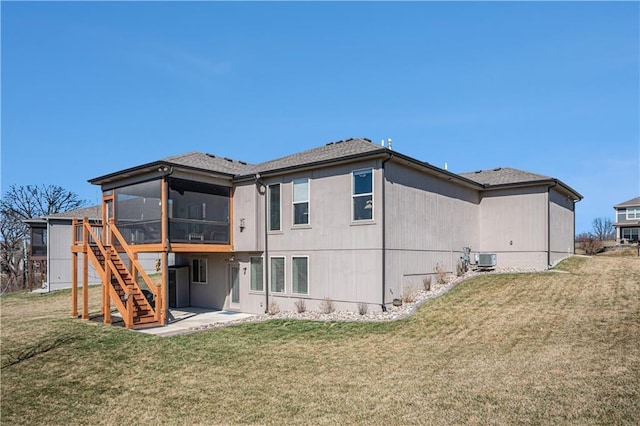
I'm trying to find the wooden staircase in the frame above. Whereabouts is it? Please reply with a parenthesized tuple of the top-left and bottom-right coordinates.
(89, 245, 160, 328)
(77, 220, 163, 329)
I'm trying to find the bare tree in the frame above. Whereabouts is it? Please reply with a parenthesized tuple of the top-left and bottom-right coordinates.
(1, 184, 86, 292)
(576, 232, 603, 255)
(592, 217, 615, 241)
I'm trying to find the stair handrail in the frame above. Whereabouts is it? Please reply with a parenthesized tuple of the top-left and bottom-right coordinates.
(108, 219, 160, 300)
(84, 220, 156, 327)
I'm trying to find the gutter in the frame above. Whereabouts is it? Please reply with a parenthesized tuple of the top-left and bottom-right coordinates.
(380, 153, 393, 311)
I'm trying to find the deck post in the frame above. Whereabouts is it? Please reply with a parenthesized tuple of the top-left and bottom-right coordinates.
(82, 217, 89, 320)
(104, 257, 111, 324)
(161, 176, 168, 325)
(71, 217, 78, 317)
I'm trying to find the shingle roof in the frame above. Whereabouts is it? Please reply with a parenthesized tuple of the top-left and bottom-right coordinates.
(48, 205, 102, 219)
(614, 196, 640, 208)
(242, 138, 385, 176)
(458, 167, 553, 186)
(163, 151, 253, 175)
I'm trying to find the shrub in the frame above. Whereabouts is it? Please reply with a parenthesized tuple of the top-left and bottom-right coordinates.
(357, 302, 369, 316)
(423, 276, 432, 292)
(402, 290, 417, 304)
(319, 298, 335, 314)
(435, 263, 447, 285)
(294, 298, 307, 313)
(267, 298, 280, 315)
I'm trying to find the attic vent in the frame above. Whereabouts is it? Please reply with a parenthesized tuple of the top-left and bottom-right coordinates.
(224, 157, 233, 162)
(474, 170, 483, 174)
(493, 167, 502, 171)
(239, 161, 247, 165)
(326, 142, 334, 146)
(476, 253, 497, 268)
(363, 138, 372, 142)
(206, 153, 216, 158)
(345, 138, 354, 141)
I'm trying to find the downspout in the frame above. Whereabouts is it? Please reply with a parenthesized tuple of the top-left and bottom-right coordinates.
(380, 153, 393, 312)
(255, 174, 269, 313)
(547, 181, 557, 269)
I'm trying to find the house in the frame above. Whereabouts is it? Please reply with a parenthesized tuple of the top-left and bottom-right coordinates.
(613, 196, 640, 243)
(24, 206, 102, 292)
(72, 137, 582, 329)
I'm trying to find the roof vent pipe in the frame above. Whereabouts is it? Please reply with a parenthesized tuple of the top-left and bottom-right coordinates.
(387, 138, 393, 150)
(381, 139, 385, 147)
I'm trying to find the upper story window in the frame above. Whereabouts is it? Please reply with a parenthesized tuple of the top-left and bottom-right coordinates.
(268, 184, 281, 231)
(293, 178, 309, 225)
(626, 208, 640, 220)
(352, 169, 373, 221)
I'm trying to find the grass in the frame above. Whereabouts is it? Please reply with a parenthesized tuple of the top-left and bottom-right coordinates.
(2, 254, 639, 424)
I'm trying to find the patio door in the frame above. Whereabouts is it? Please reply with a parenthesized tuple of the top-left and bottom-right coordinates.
(229, 264, 240, 310)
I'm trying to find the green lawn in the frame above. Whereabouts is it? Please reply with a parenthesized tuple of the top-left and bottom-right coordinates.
(2, 254, 639, 424)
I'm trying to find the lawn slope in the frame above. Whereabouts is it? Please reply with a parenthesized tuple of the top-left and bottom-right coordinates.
(2, 255, 639, 424)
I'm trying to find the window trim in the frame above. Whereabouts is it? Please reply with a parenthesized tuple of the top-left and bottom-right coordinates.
(292, 178, 310, 226)
(352, 168, 374, 222)
(268, 183, 281, 232)
(626, 207, 640, 220)
(291, 255, 309, 295)
(269, 256, 286, 294)
(249, 256, 264, 292)
(192, 258, 208, 284)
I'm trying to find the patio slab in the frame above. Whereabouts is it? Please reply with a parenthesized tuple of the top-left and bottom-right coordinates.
(134, 308, 254, 337)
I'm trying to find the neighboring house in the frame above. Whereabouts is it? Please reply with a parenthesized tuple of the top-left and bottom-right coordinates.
(613, 196, 640, 243)
(25, 206, 102, 292)
(73, 138, 582, 328)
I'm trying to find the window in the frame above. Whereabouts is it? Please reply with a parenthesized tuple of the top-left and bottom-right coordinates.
(192, 258, 207, 284)
(268, 184, 281, 231)
(352, 169, 373, 221)
(270, 257, 285, 293)
(622, 228, 639, 242)
(250, 257, 263, 291)
(292, 256, 309, 295)
(293, 178, 309, 225)
(626, 208, 640, 220)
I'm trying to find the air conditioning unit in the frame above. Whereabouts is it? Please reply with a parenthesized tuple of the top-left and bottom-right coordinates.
(477, 253, 497, 268)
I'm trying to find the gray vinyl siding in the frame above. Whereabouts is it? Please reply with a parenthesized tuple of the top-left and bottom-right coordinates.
(383, 162, 480, 299)
(617, 209, 626, 223)
(549, 188, 576, 266)
(232, 160, 384, 313)
(477, 186, 548, 270)
(49, 219, 100, 291)
(173, 253, 229, 310)
(232, 182, 263, 252)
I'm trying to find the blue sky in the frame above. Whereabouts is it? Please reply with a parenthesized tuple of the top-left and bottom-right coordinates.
(1, 1, 638, 234)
